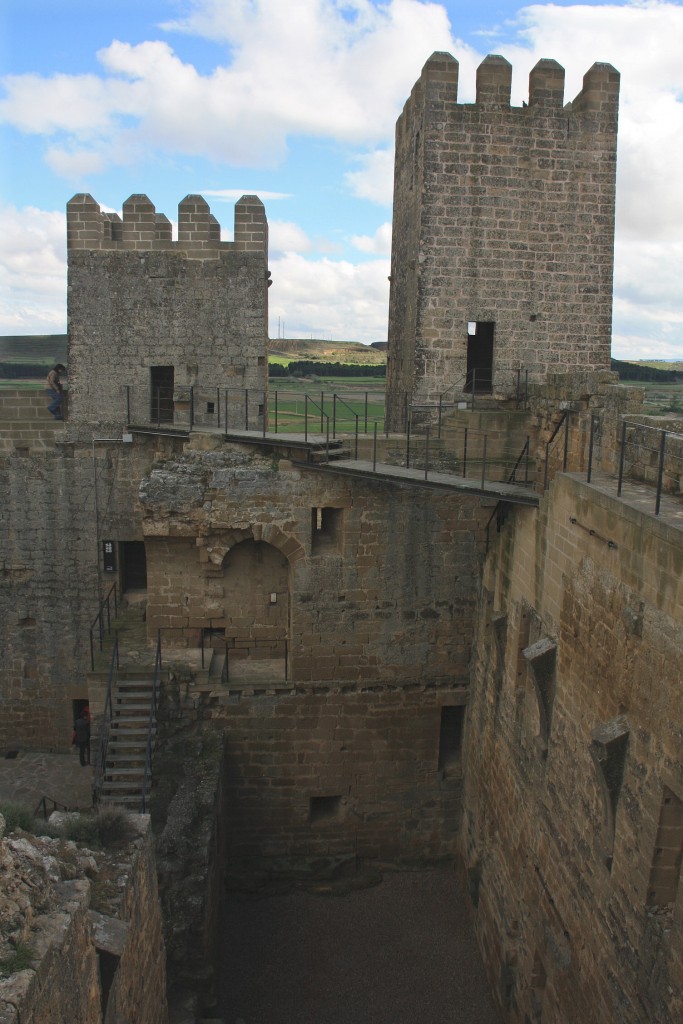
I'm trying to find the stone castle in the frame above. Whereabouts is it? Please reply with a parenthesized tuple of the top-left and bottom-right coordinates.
(0, 52, 681, 1024)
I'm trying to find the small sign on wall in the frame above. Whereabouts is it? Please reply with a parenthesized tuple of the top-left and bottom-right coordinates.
(102, 540, 117, 573)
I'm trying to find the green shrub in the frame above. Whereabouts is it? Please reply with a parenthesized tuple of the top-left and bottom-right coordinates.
(95, 805, 137, 847)
(0, 802, 58, 838)
(0, 942, 35, 977)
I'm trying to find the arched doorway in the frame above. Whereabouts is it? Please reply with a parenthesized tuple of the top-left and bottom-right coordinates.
(221, 540, 290, 681)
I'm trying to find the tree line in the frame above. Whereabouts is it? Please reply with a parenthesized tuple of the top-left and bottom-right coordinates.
(269, 361, 386, 378)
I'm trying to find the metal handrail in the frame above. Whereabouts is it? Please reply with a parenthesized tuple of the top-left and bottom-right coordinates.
(332, 394, 360, 457)
(34, 795, 70, 819)
(89, 582, 118, 671)
(507, 437, 531, 486)
(543, 411, 569, 490)
(614, 419, 683, 515)
(92, 637, 119, 807)
(140, 631, 162, 814)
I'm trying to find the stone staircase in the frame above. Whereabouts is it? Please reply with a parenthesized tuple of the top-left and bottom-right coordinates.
(98, 676, 156, 809)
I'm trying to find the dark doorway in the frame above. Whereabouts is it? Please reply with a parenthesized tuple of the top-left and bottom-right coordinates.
(120, 541, 147, 592)
(150, 365, 174, 424)
(466, 322, 494, 393)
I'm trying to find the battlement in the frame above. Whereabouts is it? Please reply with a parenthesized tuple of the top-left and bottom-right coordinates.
(67, 193, 268, 256)
(400, 51, 619, 124)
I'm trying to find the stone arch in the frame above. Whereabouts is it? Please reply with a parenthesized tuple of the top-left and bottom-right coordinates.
(221, 538, 291, 642)
(201, 524, 305, 569)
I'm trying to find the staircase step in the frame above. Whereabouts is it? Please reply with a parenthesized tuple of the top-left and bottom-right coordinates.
(101, 780, 146, 791)
(100, 794, 147, 805)
(104, 768, 145, 777)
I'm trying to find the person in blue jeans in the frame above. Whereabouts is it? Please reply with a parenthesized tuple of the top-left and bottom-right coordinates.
(46, 363, 66, 419)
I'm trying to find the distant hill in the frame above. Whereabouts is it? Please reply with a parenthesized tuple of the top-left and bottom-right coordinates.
(611, 357, 683, 382)
(269, 338, 386, 366)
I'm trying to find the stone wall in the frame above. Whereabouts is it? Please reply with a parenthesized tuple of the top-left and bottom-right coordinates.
(139, 441, 491, 685)
(0, 813, 167, 1024)
(462, 472, 683, 1024)
(0, 428, 176, 751)
(386, 52, 620, 421)
(66, 194, 269, 433)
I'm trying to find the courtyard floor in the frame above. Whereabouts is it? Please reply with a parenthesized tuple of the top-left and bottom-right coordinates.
(218, 867, 502, 1024)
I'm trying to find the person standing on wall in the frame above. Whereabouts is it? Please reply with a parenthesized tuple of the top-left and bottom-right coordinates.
(46, 363, 66, 420)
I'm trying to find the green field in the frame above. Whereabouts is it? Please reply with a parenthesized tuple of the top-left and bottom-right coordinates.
(268, 380, 386, 433)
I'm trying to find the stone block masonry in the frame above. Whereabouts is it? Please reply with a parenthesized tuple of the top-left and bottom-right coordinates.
(386, 52, 620, 422)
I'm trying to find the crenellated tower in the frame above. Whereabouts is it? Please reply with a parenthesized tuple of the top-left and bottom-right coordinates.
(66, 193, 270, 430)
(386, 52, 620, 425)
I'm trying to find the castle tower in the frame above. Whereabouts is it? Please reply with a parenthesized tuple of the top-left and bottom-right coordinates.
(66, 193, 270, 430)
(386, 52, 620, 425)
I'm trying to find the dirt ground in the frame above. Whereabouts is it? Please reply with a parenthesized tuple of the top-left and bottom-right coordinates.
(217, 867, 502, 1024)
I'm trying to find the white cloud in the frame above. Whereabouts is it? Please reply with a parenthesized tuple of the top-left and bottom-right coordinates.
(0, 1, 455, 174)
(0, 205, 67, 333)
(268, 251, 390, 343)
(269, 220, 314, 255)
(345, 148, 394, 204)
(351, 222, 392, 255)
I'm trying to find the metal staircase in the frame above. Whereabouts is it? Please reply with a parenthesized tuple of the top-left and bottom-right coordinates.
(99, 676, 156, 808)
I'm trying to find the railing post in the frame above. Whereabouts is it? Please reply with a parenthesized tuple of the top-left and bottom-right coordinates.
(617, 421, 627, 496)
(217, 386, 220, 428)
(325, 415, 330, 462)
(438, 395, 443, 439)
(126, 385, 130, 424)
(472, 369, 477, 412)
(244, 389, 249, 430)
(481, 434, 488, 490)
(333, 394, 337, 438)
(274, 390, 279, 434)
(364, 392, 369, 434)
(406, 414, 412, 469)
(262, 391, 267, 437)
(424, 426, 430, 481)
(524, 436, 530, 484)
(563, 412, 570, 471)
(587, 415, 596, 483)
(305, 395, 309, 443)
(516, 369, 520, 409)
(655, 429, 666, 515)
(224, 390, 228, 434)
(284, 638, 288, 682)
(403, 392, 408, 434)
(373, 421, 378, 471)
(320, 391, 324, 433)
(354, 416, 359, 459)
(463, 427, 468, 478)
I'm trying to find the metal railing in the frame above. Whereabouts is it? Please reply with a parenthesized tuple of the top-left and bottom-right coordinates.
(34, 795, 70, 819)
(615, 420, 683, 516)
(92, 637, 119, 807)
(140, 632, 162, 814)
(123, 372, 530, 439)
(543, 412, 570, 490)
(89, 582, 118, 671)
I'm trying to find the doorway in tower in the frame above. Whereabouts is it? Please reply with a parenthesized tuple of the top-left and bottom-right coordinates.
(120, 541, 147, 593)
(221, 539, 290, 682)
(465, 322, 494, 393)
(150, 365, 174, 424)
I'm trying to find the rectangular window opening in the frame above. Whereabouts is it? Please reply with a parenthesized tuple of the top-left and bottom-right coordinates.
(438, 705, 465, 774)
(465, 321, 494, 394)
(311, 507, 343, 553)
(310, 795, 341, 824)
(647, 786, 683, 907)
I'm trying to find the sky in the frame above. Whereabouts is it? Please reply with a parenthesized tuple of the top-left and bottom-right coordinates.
(1, 0, 683, 359)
